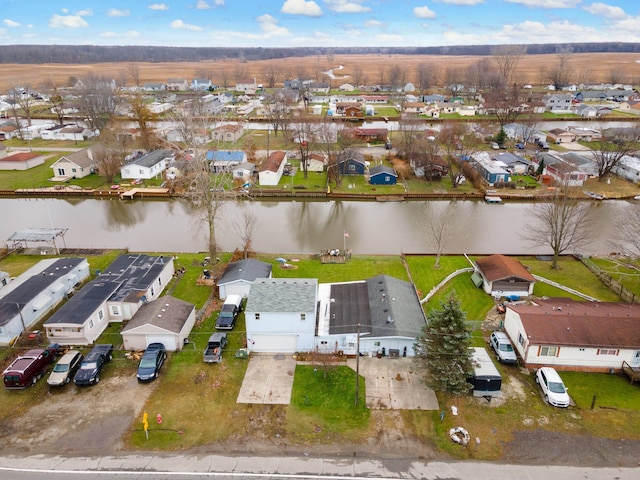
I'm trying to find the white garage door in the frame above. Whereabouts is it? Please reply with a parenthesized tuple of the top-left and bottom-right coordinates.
(251, 334, 298, 353)
(146, 335, 177, 351)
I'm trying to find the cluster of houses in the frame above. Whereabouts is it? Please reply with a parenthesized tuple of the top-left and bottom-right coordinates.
(2, 252, 638, 376)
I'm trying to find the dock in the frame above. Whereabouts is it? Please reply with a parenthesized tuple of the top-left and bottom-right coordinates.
(120, 188, 170, 199)
(485, 195, 502, 204)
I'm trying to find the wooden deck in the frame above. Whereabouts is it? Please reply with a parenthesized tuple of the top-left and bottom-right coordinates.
(320, 249, 347, 264)
(120, 188, 170, 199)
(622, 361, 640, 385)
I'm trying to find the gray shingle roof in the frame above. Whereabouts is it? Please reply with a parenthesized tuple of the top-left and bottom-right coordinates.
(122, 296, 194, 334)
(218, 259, 272, 285)
(246, 278, 318, 313)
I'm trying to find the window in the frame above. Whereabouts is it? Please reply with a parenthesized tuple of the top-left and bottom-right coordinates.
(348, 164, 356, 171)
(320, 341, 327, 345)
(597, 349, 618, 356)
(111, 305, 120, 316)
(98, 310, 104, 320)
(540, 346, 559, 357)
(300, 313, 306, 321)
(518, 333, 525, 347)
(255, 313, 260, 320)
(374, 341, 381, 347)
(72, 168, 77, 173)
(89, 319, 94, 329)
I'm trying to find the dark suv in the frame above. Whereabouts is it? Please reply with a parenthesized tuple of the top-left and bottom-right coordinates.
(136, 343, 167, 383)
(74, 344, 113, 386)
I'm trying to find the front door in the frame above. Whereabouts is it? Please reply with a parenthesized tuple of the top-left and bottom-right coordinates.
(632, 350, 640, 368)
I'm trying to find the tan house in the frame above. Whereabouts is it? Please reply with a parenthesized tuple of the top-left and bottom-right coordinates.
(211, 124, 244, 142)
(50, 148, 94, 179)
(547, 128, 577, 144)
(166, 78, 189, 91)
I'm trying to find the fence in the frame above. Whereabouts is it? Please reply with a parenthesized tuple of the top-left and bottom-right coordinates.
(579, 256, 638, 303)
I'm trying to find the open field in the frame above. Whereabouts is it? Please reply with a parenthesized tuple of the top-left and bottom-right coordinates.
(2, 52, 640, 90)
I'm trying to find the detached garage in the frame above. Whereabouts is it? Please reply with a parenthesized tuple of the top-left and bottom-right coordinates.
(122, 295, 195, 352)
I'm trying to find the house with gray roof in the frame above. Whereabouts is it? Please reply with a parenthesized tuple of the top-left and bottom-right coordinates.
(316, 275, 426, 357)
(50, 148, 95, 179)
(121, 295, 195, 351)
(120, 149, 174, 180)
(0, 258, 89, 346)
(245, 278, 318, 353)
(44, 254, 174, 345)
(217, 259, 272, 299)
(493, 152, 532, 175)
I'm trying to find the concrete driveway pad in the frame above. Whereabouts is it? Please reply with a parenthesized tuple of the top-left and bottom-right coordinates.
(348, 357, 439, 410)
(237, 354, 297, 404)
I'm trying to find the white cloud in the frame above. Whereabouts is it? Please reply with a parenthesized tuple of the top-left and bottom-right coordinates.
(324, 0, 371, 14)
(107, 9, 130, 17)
(100, 30, 141, 39)
(364, 19, 383, 28)
(49, 15, 89, 29)
(170, 19, 204, 31)
(257, 14, 291, 35)
(76, 9, 93, 17)
(215, 0, 225, 5)
(436, 0, 484, 5)
(414, 6, 436, 19)
(196, 1, 211, 9)
(3, 19, 21, 28)
(584, 2, 627, 20)
(148, 3, 169, 11)
(281, 0, 323, 17)
(504, 0, 580, 7)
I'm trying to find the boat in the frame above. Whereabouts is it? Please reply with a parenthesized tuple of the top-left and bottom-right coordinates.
(485, 195, 502, 204)
(583, 191, 605, 200)
(449, 426, 470, 446)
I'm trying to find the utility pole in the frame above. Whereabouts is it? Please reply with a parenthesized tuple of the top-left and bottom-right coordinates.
(355, 322, 360, 405)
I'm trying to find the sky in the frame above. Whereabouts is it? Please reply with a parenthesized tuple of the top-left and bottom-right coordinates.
(0, 1, 638, 48)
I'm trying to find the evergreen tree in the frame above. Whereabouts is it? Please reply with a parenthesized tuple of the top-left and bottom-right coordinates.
(413, 292, 473, 395)
(494, 127, 507, 147)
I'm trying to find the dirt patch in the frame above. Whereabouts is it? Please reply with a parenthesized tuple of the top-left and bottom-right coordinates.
(1, 373, 154, 456)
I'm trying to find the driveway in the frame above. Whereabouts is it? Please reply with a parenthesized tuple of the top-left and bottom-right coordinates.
(347, 357, 439, 410)
(236, 354, 297, 404)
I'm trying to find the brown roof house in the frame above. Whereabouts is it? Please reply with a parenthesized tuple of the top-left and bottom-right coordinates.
(0, 151, 46, 171)
(504, 298, 640, 372)
(473, 254, 536, 299)
(258, 150, 287, 186)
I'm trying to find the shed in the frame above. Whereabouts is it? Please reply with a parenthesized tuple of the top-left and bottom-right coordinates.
(217, 259, 272, 299)
(369, 165, 397, 185)
(121, 295, 195, 352)
(468, 347, 502, 398)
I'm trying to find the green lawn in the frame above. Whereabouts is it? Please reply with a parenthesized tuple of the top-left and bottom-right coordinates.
(586, 256, 640, 299)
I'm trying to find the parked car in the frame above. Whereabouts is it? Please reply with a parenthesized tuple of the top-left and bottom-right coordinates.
(489, 331, 517, 364)
(215, 294, 243, 330)
(74, 344, 113, 386)
(203, 333, 228, 363)
(136, 343, 167, 383)
(3, 345, 58, 389)
(536, 367, 570, 408)
(47, 349, 83, 387)
(515, 143, 525, 150)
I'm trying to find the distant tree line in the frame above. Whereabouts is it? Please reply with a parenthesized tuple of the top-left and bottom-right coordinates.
(1, 43, 640, 64)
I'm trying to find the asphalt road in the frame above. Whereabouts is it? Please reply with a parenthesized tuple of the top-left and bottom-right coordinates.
(0, 454, 638, 480)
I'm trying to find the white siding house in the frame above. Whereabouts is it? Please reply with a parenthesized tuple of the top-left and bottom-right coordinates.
(504, 298, 640, 372)
(51, 148, 95, 179)
(0, 258, 90, 346)
(259, 151, 287, 186)
(245, 278, 318, 353)
(44, 254, 174, 345)
(121, 149, 174, 180)
(217, 259, 272, 299)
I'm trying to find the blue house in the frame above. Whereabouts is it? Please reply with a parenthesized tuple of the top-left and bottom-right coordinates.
(472, 152, 510, 185)
(369, 165, 397, 185)
(206, 150, 247, 173)
(337, 150, 366, 175)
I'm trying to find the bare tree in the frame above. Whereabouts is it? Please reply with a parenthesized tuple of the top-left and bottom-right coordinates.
(290, 115, 315, 179)
(491, 44, 527, 86)
(545, 48, 574, 91)
(484, 82, 523, 127)
(127, 63, 141, 87)
(438, 122, 479, 188)
(396, 119, 425, 162)
(387, 64, 406, 91)
(590, 127, 639, 182)
(262, 63, 280, 89)
(262, 91, 292, 137)
(416, 62, 440, 94)
(92, 125, 131, 183)
(444, 67, 464, 96)
(127, 93, 157, 150)
(611, 205, 640, 258)
(8, 81, 36, 129)
(76, 75, 119, 131)
(233, 211, 259, 259)
(423, 202, 456, 268)
(525, 187, 592, 269)
(351, 66, 366, 88)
